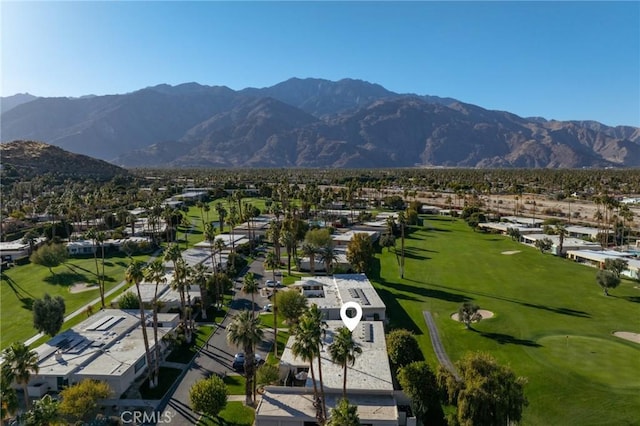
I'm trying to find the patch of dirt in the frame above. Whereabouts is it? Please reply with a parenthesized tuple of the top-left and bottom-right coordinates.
(69, 283, 98, 294)
(501, 250, 521, 255)
(613, 331, 640, 344)
(451, 309, 495, 322)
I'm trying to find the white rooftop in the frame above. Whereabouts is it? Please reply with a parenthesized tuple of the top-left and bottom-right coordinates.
(291, 274, 386, 312)
(280, 320, 394, 392)
(34, 309, 177, 378)
(257, 388, 398, 423)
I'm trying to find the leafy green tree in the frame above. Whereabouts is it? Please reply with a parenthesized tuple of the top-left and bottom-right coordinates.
(29, 243, 68, 275)
(507, 228, 521, 241)
(32, 293, 66, 337)
(596, 270, 621, 296)
(24, 394, 60, 426)
(118, 291, 140, 309)
(256, 363, 280, 387)
(438, 352, 528, 426)
(226, 309, 264, 405)
(397, 361, 440, 422)
(1, 342, 39, 409)
(458, 302, 482, 330)
(346, 233, 374, 273)
(58, 379, 112, 423)
(1, 370, 19, 421)
(604, 258, 629, 278)
(534, 237, 553, 253)
(189, 375, 228, 419)
(275, 290, 308, 328)
(379, 232, 396, 253)
(386, 329, 424, 368)
(329, 327, 362, 398)
(328, 398, 360, 426)
(406, 208, 419, 226)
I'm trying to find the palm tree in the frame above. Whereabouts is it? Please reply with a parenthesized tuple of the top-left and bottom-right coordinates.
(329, 327, 362, 399)
(397, 211, 406, 279)
(280, 227, 297, 275)
(267, 219, 282, 261)
(214, 238, 226, 272)
(204, 223, 218, 272)
(125, 261, 154, 388)
(291, 314, 322, 423)
(327, 398, 360, 426)
(1, 342, 39, 409)
(555, 224, 568, 256)
(163, 243, 188, 332)
(226, 310, 264, 406)
(215, 202, 227, 233)
(242, 272, 260, 318)
(301, 242, 319, 275)
(143, 259, 166, 388)
(306, 304, 328, 421)
(192, 263, 209, 320)
(264, 251, 281, 356)
(319, 243, 338, 276)
(85, 228, 105, 308)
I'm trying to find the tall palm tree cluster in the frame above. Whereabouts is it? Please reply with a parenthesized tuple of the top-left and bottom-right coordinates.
(290, 304, 362, 425)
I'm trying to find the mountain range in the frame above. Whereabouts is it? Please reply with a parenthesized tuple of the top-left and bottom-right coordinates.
(2, 78, 639, 168)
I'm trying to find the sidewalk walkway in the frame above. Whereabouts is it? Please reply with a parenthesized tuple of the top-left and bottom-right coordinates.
(423, 311, 460, 380)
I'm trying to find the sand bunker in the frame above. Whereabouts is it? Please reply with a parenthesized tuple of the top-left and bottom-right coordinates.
(451, 309, 494, 322)
(613, 332, 640, 344)
(69, 283, 98, 294)
(501, 250, 521, 255)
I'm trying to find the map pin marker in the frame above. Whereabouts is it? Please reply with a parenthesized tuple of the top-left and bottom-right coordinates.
(340, 301, 363, 332)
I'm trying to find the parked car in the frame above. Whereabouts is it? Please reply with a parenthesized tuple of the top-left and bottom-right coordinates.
(265, 280, 282, 288)
(263, 303, 273, 312)
(232, 352, 264, 371)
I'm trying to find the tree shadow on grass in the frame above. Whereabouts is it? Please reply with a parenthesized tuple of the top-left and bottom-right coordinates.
(617, 295, 640, 304)
(44, 272, 89, 286)
(400, 249, 430, 261)
(425, 281, 591, 318)
(375, 287, 423, 334)
(475, 330, 542, 347)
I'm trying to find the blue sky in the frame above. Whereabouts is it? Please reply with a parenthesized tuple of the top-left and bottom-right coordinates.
(2, 1, 638, 126)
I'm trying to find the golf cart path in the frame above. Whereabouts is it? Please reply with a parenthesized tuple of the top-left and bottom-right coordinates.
(423, 311, 460, 380)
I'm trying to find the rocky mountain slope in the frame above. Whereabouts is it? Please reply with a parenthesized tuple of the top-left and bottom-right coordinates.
(0, 140, 128, 183)
(1, 78, 638, 168)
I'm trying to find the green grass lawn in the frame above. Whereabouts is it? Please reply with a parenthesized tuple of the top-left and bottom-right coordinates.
(197, 401, 254, 426)
(166, 325, 215, 364)
(0, 252, 148, 350)
(223, 375, 246, 395)
(371, 216, 640, 425)
(139, 367, 182, 400)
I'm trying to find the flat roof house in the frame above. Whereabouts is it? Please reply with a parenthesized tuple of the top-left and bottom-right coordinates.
(27, 309, 178, 397)
(289, 274, 386, 321)
(256, 320, 399, 426)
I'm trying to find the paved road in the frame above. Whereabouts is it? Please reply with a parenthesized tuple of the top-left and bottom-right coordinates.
(423, 311, 460, 380)
(155, 255, 276, 425)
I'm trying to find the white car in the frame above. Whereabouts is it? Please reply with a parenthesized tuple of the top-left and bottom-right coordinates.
(265, 280, 282, 288)
(263, 304, 273, 312)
